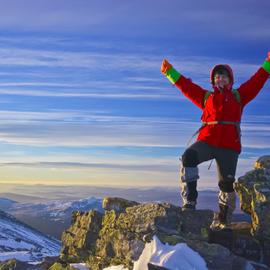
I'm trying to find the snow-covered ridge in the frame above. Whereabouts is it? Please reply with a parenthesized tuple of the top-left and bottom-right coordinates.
(0, 210, 61, 263)
(47, 196, 104, 218)
(4, 196, 103, 221)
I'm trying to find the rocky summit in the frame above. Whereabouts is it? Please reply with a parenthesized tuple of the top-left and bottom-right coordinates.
(51, 156, 270, 270)
(60, 200, 215, 269)
(55, 196, 269, 270)
(1, 155, 270, 270)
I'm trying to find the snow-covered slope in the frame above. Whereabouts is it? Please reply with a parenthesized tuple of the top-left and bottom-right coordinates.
(46, 196, 104, 220)
(0, 196, 103, 239)
(0, 210, 61, 263)
(8, 196, 103, 222)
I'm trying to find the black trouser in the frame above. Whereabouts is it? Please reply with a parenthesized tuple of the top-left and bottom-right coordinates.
(180, 140, 239, 202)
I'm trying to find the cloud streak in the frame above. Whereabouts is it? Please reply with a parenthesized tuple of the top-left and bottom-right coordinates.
(0, 0, 268, 41)
(0, 42, 265, 104)
(0, 161, 176, 172)
(0, 109, 269, 149)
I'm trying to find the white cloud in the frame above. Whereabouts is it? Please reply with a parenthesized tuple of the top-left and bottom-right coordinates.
(0, 88, 177, 100)
(0, 42, 264, 103)
(0, 109, 198, 147)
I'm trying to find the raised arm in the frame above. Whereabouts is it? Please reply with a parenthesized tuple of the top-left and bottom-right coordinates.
(161, 59, 208, 110)
(237, 52, 270, 107)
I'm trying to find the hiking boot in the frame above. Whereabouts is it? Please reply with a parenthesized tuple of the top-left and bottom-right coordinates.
(210, 212, 227, 231)
(182, 201, 196, 211)
(210, 204, 232, 231)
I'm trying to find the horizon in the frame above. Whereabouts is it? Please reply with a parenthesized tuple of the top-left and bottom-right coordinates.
(0, 0, 269, 189)
(0, 182, 220, 191)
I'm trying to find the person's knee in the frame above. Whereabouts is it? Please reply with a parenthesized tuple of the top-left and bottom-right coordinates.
(182, 148, 199, 167)
(218, 175, 235, 192)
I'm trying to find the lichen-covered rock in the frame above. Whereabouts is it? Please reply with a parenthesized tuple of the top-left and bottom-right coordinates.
(60, 198, 213, 269)
(48, 262, 77, 270)
(208, 222, 262, 263)
(254, 155, 270, 169)
(94, 202, 213, 269)
(61, 210, 103, 262)
(39, 256, 60, 270)
(58, 197, 261, 270)
(0, 259, 18, 270)
(186, 240, 255, 270)
(234, 165, 270, 240)
(102, 197, 139, 213)
(0, 259, 39, 270)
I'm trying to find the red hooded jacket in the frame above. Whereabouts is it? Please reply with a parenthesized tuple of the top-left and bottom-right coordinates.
(173, 65, 269, 153)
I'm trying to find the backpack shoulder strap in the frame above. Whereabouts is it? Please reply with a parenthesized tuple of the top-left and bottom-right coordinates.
(203, 91, 212, 106)
(232, 89, 241, 103)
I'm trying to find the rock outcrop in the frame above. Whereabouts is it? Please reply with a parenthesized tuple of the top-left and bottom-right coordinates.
(0, 259, 41, 270)
(233, 155, 270, 267)
(4, 155, 267, 270)
(234, 156, 270, 241)
(52, 197, 263, 270)
(59, 200, 214, 269)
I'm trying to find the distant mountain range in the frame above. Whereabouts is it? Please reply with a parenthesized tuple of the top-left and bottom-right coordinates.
(0, 196, 104, 239)
(0, 209, 60, 263)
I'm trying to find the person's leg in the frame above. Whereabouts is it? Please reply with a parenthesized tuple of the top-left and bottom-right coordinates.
(180, 141, 214, 210)
(211, 147, 239, 229)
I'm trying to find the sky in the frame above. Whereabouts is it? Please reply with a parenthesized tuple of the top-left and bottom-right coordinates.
(0, 0, 269, 189)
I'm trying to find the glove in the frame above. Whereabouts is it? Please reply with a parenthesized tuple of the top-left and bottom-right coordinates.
(160, 59, 172, 74)
(266, 51, 270, 61)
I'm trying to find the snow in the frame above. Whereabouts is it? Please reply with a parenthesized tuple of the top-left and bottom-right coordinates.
(104, 235, 208, 270)
(46, 196, 103, 217)
(103, 266, 128, 270)
(0, 212, 61, 263)
(70, 263, 90, 270)
(133, 236, 208, 270)
(0, 238, 35, 249)
(0, 218, 57, 251)
(0, 251, 32, 262)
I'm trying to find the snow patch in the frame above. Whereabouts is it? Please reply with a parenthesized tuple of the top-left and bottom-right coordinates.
(103, 235, 208, 270)
(103, 265, 128, 270)
(133, 235, 208, 270)
(70, 263, 90, 270)
(0, 251, 32, 262)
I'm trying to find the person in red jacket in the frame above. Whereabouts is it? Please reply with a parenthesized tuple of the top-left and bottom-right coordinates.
(161, 52, 270, 230)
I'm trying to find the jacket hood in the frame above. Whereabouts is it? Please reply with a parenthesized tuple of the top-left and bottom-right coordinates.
(210, 64, 234, 86)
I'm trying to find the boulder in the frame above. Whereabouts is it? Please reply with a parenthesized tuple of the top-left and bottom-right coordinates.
(61, 210, 103, 263)
(234, 161, 270, 240)
(59, 197, 260, 270)
(0, 259, 40, 270)
(254, 155, 270, 169)
(102, 197, 139, 213)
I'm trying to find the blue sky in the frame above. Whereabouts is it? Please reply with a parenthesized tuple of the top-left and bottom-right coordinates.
(0, 0, 269, 189)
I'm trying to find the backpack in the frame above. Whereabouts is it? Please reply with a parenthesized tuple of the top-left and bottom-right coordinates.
(203, 89, 241, 107)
